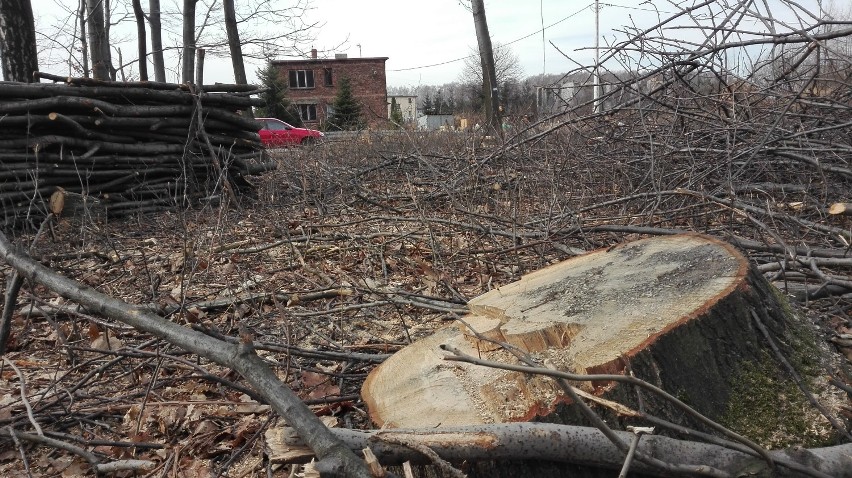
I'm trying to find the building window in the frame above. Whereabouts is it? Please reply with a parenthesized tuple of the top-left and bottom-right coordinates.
(298, 104, 317, 121)
(324, 68, 333, 86)
(289, 70, 314, 88)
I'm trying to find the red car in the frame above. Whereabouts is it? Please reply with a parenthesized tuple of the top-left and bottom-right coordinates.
(257, 117, 324, 147)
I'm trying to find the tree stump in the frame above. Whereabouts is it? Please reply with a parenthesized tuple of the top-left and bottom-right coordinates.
(50, 187, 106, 224)
(362, 234, 830, 445)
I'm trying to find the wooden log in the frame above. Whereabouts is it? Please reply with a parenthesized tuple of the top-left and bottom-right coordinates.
(49, 188, 106, 223)
(828, 203, 852, 216)
(0, 135, 185, 154)
(47, 113, 136, 143)
(362, 234, 833, 444)
(0, 81, 262, 108)
(34, 71, 263, 93)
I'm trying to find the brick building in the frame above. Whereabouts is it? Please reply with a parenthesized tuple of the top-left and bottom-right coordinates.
(271, 50, 389, 128)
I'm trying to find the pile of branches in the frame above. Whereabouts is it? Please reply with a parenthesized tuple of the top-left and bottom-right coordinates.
(0, 72, 274, 229)
(486, 1, 852, 305)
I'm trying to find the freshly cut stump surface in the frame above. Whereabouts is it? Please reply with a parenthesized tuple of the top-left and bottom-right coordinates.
(362, 233, 809, 429)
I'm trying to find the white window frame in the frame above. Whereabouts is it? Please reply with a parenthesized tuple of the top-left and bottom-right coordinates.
(289, 70, 315, 89)
(298, 104, 318, 121)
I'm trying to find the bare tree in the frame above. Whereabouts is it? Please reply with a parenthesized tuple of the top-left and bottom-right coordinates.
(460, 42, 523, 89)
(30, 0, 319, 85)
(131, 0, 148, 81)
(77, 0, 89, 77)
(86, 0, 113, 80)
(148, 0, 166, 81)
(0, 0, 39, 81)
(471, 0, 501, 132)
(181, 0, 197, 83)
(193, 0, 321, 61)
(223, 0, 247, 85)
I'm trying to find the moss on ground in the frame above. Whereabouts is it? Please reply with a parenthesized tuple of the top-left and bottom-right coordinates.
(722, 354, 834, 449)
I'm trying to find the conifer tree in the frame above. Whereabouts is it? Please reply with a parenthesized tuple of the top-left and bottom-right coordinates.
(390, 97, 404, 126)
(255, 61, 302, 126)
(434, 90, 444, 115)
(422, 93, 434, 115)
(326, 76, 363, 131)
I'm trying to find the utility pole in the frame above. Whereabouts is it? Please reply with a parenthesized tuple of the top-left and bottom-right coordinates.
(593, 0, 601, 113)
(471, 0, 501, 134)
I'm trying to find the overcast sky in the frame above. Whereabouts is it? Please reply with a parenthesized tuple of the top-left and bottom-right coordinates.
(26, 0, 828, 87)
(317, 0, 607, 87)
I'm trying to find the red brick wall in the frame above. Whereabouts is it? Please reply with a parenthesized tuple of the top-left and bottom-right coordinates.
(271, 57, 388, 128)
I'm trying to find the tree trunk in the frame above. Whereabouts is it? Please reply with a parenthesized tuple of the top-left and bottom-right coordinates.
(181, 0, 197, 84)
(131, 0, 148, 81)
(363, 234, 835, 450)
(470, 0, 500, 133)
(223, 0, 246, 85)
(77, 0, 89, 78)
(148, 0, 166, 82)
(103, 0, 115, 79)
(0, 0, 39, 82)
(85, 0, 110, 80)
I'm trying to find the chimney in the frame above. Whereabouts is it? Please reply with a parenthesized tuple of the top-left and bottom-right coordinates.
(311, 48, 317, 59)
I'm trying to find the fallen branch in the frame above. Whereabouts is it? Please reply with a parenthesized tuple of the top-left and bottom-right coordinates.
(270, 423, 852, 477)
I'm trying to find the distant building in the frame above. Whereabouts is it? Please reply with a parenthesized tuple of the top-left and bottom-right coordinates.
(417, 114, 454, 131)
(387, 95, 417, 123)
(271, 50, 389, 128)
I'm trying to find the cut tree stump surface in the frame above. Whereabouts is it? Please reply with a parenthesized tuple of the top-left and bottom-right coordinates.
(362, 234, 781, 428)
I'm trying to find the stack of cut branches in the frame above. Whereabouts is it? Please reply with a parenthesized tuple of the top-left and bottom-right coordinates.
(0, 72, 274, 228)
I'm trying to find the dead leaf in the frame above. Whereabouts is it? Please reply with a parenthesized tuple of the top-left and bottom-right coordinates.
(0, 450, 17, 462)
(91, 334, 124, 351)
(156, 406, 187, 434)
(49, 456, 73, 473)
(235, 394, 270, 414)
(193, 419, 219, 435)
(60, 460, 88, 477)
(87, 322, 100, 341)
(299, 371, 341, 400)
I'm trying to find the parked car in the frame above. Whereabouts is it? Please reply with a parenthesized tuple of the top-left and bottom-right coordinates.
(257, 117, 323, 147)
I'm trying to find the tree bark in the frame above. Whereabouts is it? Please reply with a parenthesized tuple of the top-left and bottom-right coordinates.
(103, 0, 115, 79)
(148, 0, 166, 82)
(77, 0, 89, 78)
(131, 0, 148, 81)
(85, 0, 111, 80)
(266, 423, 852, 477)
(181, 0, 197, 84)
(0, 0, 39, 82)
(470, 0, 500, 133)
(223, 0, 246, 85)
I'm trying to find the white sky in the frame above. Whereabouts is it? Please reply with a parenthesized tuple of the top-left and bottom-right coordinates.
(26, 0, 828, 87)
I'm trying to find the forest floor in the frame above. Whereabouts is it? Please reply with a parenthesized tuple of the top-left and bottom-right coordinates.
(1, 129, 851, 477)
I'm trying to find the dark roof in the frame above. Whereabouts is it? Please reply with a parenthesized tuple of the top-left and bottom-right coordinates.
(271, 57, 388, 64)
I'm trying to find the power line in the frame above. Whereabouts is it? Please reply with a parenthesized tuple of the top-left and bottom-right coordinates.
(388, 3, 593, 72)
